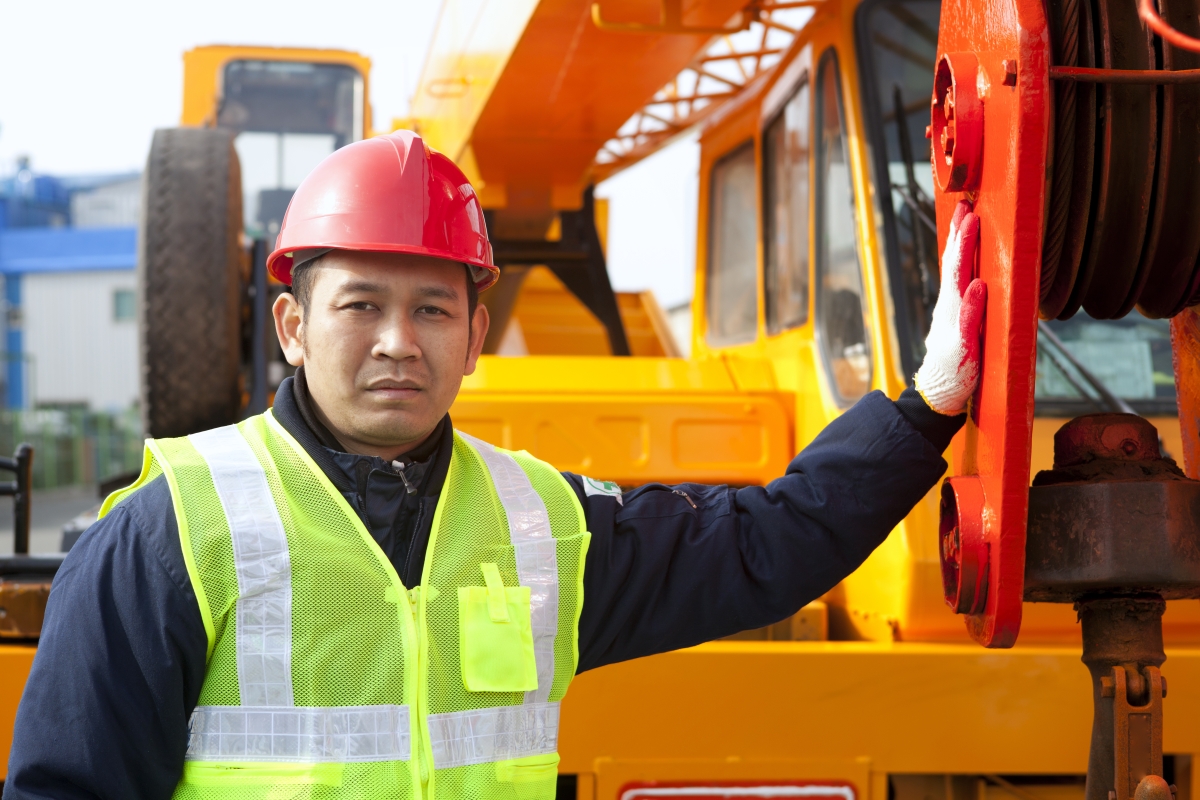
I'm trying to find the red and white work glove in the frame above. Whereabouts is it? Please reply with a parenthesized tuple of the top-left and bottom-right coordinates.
(914, 200, 987, 416)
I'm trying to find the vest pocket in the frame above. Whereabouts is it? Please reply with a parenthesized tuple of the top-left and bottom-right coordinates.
(495, 753, 561, 800)
(181, 761, 345, 787)
(458, 563, 538, 692)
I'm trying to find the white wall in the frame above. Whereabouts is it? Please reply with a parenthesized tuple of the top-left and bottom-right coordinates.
(71, 177, 142, 228)
(24, 270, 138, 410)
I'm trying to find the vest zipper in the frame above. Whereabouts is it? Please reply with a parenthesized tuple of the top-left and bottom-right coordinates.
(415, 580, 434, 795)
(394, 579, 425, 797)
(407, 586, 430, 788)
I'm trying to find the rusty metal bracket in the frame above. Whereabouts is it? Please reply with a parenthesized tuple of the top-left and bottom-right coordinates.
(1107, 665, 1165, 800)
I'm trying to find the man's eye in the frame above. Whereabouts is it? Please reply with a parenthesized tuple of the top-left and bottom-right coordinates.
(346, 302, 375, 311)
(417, 305, 448, 316)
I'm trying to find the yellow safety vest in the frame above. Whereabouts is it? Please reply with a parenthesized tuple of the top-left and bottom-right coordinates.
(100, 411, 590, 800)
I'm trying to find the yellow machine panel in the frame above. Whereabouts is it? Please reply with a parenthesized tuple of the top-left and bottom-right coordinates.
(180, 45, 373, 133)
(453, 353, 794, 486)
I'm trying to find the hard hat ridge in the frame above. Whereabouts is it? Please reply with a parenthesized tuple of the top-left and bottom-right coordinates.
(267, 130, 498, 291)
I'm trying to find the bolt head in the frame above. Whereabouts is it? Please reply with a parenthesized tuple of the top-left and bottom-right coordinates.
(1053, 414, 1161, 467)
(1134, 775, 1173, 800)
(1002, 59, 1018, 86)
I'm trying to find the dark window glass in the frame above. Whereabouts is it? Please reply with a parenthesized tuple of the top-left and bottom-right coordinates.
(815, 50, 871, 405)
(219, 60, 363, 145)
(1037, 312, 1177, 416)
(763, 79, 811, 335)
(219, 61, 365, 238)
(706, 142, 759, 346)
(857, 0, 941, 379)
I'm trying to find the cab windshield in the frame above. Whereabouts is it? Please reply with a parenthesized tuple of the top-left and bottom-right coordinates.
(218, 60, 364, 239)
(854, 0, 1177, 415)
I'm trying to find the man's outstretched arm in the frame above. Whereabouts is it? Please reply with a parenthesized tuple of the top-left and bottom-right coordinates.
(4, 478, 208, 800)
(570, 388, 962, 671)
(572, 201, 986, 672)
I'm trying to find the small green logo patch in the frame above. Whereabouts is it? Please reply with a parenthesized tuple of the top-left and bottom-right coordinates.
(582, 477, 623, 505)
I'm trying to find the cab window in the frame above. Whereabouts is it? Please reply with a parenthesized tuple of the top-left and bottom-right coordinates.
(1037, 311, 1178, 416)
(706, 142, 759, 346)
(763, 79, 811, 335)
(856, 0, 941, 380)
(815, 50, 871, 404)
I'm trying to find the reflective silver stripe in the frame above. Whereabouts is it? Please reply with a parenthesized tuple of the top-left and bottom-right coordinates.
(426, 702, 559, 769)
(190, 426, 294, 707)
(457, 433, 559, 704)
(186, 705, 411, 762)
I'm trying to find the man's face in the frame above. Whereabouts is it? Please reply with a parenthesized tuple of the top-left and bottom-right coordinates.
(273, 251, 489, 457)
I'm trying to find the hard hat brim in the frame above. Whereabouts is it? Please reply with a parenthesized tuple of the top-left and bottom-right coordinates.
(268, 242, 500, 292)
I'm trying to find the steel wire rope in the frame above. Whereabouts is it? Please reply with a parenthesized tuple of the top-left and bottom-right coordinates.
(1040, 0, 1080, 306)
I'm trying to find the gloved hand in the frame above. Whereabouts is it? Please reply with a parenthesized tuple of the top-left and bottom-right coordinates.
(914, 200, 987, 416)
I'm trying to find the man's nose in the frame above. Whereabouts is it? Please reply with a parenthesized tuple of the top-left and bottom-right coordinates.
(373, 314, 421, 360)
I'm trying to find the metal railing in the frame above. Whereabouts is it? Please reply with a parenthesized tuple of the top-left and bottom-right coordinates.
(0, 407, 142, 491)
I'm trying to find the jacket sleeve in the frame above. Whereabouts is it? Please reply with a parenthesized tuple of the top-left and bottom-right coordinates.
(3, 477, 208, 800)
(570, 389, 957, 672)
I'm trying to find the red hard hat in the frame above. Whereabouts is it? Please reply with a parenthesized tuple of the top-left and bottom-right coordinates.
(267, 130, 498, 291)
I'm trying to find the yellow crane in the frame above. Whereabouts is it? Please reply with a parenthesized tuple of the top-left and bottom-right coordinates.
(2, 2, 1199, 798)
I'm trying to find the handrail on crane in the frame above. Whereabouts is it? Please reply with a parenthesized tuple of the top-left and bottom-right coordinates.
(591, 0, 821, 35)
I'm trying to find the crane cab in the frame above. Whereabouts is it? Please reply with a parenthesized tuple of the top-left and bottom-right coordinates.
(180, 45, 372, 239)
(690, 0, 1192, 643)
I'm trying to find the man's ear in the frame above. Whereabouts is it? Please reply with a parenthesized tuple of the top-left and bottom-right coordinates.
(274, 293, 305, 366)
(464, 303, 490, 376)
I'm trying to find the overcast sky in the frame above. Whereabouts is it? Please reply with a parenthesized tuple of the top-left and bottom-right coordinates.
(0, 0, 699, 307)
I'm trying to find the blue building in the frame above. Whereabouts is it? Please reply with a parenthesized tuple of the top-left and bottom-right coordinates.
(0, 164, 139, 410)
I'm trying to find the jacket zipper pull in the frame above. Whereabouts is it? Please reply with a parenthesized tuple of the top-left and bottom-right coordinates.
(392, 460, 417, 495)
(673, 489, 697, 509)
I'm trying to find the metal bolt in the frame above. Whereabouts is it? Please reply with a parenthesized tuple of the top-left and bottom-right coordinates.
(1134, 775, 1173, 800)
(1101, 676, 1115, 697)
(941, 93, 958, 156)
(1002, 59, 1018, 86)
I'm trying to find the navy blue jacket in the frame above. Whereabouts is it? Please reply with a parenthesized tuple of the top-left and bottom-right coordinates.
(4, 376, 961, 800)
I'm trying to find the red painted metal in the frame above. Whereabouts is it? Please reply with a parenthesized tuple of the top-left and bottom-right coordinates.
(1139, 0, 1200, 54)
(935, 0, 1050, 647)
(939, 477, 988, 614)
(931, 53, 984, 192)
(1170, 307, 1200, 480)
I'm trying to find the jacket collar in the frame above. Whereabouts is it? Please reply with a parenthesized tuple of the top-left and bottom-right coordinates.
(271, 371, 452, 501)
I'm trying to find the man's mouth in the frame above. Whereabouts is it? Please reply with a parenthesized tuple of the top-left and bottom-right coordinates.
(365, 379, 423, 400)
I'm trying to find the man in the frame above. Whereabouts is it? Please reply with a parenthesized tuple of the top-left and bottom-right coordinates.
(5, 131, 984, 800)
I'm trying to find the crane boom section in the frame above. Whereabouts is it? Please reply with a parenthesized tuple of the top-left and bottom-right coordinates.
(411, 0, 747, 212)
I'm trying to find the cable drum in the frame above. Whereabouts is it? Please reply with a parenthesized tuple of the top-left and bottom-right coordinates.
(1040, 0, 1200, 320)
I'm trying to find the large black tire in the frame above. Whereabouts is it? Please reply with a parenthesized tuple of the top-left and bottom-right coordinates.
(138, 128, 244, 439)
